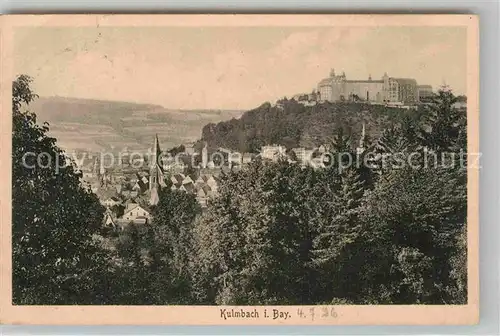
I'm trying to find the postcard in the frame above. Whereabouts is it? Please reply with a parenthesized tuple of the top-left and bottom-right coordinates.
(0, 14, 479, 325)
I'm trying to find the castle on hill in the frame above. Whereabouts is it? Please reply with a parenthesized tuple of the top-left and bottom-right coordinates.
(316, 69, 433, 105)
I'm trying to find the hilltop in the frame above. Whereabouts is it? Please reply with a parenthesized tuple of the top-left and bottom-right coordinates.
(28, 96, 244, 153)
(201, 99, 425, 152)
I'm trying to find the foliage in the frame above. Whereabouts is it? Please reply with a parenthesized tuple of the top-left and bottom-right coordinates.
(12, 75, 110, 304)
(201, 100, 419, 152)
(193, 160, 323, 304)
(12, 76, 467, 305)
(193, 88, 467, 305)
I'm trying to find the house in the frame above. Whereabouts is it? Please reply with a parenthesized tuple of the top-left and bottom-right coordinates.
(132, 179, 148, 194)
(171, 173, 186, 185)
(197, 185, 211, 198)
(82, 169, 94, 180)
(318, 144, 331, 153)
(221, 164, 232, 174)
(291, 147, 305, 161)
(261, 145, 287, 161)
(205, 175, 218, 189)
(182, 175, 194, 185)
(172, 162, 186, 173)
(103, 209, 117, 228)
(102, 196, 121, 208)
(242, 153, 254, 164)
(123, 199, 137, 209)
(196, 185, 213, 207)
(195, 174, 217, 187)
(228, 152, 242, 165)
(163, 160, 185, 172)
(184, 144, 195, 155)
(115, 217, 148, 230)
(291, 148, 314, 165)
(300, 100, 317, 107)
(453, 101, 467, 110)
(122, 203, 151, 221)
(121, 189, 131, 198)
(179, 182, 196, 193)
(309, 157, 326, 169)
(195, 174, 207, 186)
(129, 175, 139, 184)
(128, 154, 145, 167)
(218, 147, 232, 155)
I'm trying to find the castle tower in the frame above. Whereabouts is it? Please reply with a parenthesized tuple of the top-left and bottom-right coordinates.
(382, 72, 390, 102)
(330, 68, 335, 77)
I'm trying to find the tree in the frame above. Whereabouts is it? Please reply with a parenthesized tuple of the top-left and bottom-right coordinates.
(147, 185, 202, 304)
(12, 75, 110, 304)
(355, 166, 466, 304)
(311, 166, 366, 301)
(112, 222, 152, 304)
(419, 88, 466, 154)
(192, 168, 250, 304)
(110, 203, 125, 218)
(193, 160, 322, 304)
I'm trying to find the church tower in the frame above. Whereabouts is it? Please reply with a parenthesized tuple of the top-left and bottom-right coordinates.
(149, 134, 164, 205)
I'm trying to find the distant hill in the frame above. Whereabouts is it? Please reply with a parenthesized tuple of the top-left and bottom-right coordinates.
(27, 96, 244, 153)
(201, 99, 425, 152)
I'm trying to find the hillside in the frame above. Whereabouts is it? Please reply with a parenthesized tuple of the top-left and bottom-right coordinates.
(201, 99, 425, 152)
(28, 96, 244, 153)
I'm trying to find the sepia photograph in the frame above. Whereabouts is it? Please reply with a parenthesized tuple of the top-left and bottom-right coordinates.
(0, 14, 479, 325)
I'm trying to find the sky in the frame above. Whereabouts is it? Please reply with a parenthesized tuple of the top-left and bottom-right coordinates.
(14, 26, 467, 110)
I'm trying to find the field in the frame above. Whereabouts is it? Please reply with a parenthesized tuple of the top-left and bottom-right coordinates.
(29, 96, 244, 154)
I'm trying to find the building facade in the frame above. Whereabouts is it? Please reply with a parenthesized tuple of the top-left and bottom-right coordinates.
(317, 69, 419, 105)
(394, 78, 418, 104)
(417, 85, 433, 102)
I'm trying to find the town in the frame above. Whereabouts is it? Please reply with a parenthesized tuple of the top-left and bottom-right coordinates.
(76, 132, 367, 231)
(74, 69, 466, 232)
(11, 21, 473, 310)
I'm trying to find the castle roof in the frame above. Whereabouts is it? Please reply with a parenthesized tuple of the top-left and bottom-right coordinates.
(318, 78, 332, 86)
(394, 78, 417, 85)
(346, 80, 384, 84)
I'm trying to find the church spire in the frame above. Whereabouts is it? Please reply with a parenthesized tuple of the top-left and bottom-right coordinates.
(152, 133, 161, 166)
(149, 134, 163, 195)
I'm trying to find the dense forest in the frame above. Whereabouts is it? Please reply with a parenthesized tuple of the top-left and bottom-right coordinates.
(13, 75, 467, 305)
(201, 99, 427, 152)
